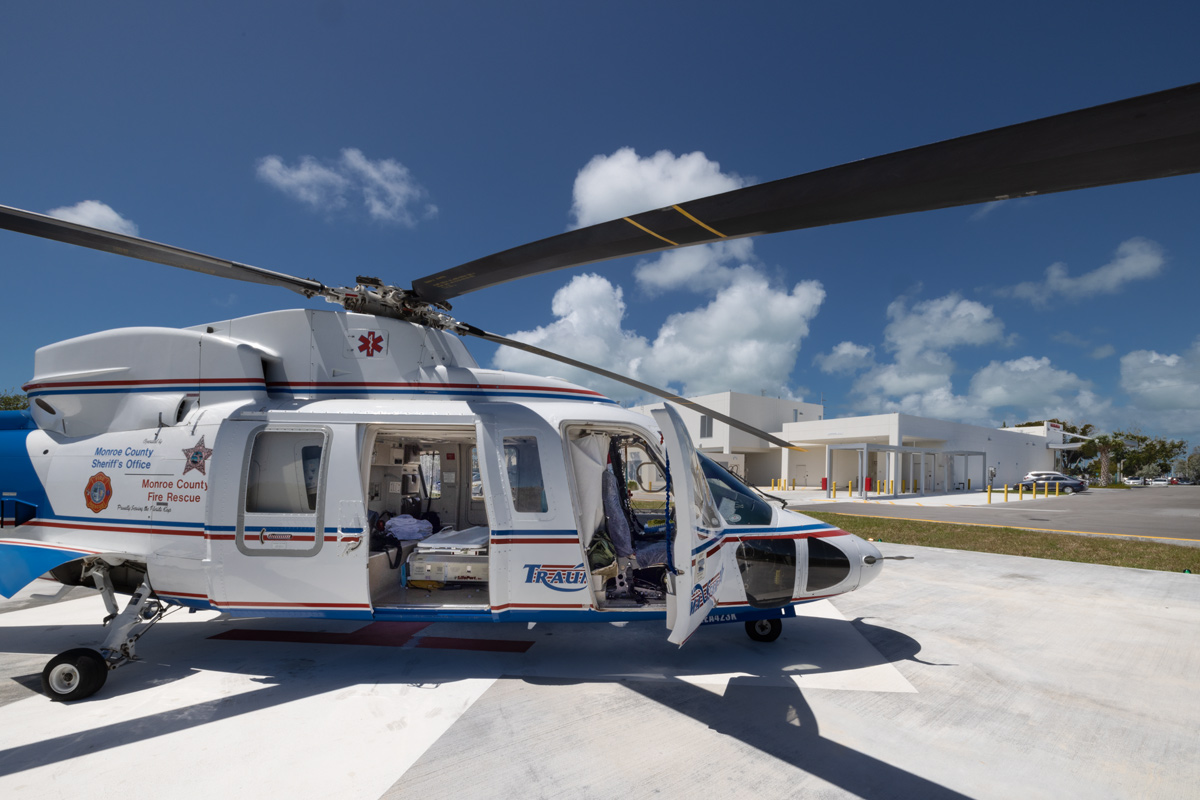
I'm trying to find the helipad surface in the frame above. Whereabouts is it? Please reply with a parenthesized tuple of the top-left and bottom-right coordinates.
(1, 544, 1197, 799)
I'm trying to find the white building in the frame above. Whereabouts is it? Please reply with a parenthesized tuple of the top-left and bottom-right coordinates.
(631, 391, 1068, 494)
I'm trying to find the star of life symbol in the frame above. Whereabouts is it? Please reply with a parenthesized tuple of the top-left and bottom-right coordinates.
(358, 331, 384, 357)
(182, 436, 214, 476)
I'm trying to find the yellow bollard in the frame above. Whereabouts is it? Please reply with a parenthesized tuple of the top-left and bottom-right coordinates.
(1043, 482, 1049, 499)
(1055, 482, 1060, 497)
(1018, 483, 1023, 500)
(968, 478, 972, 490)
(850, 479, 854, 494)
(987, 485, 992, 504)
(832, 481, 837, 499)
(1004, 484, 1009, 502)
(888, 479, 893, 494)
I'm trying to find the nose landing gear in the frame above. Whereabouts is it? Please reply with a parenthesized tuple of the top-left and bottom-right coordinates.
(745, 618, 782, 642)
(42, 648, 108, 701)
(40, 565, 165, 702)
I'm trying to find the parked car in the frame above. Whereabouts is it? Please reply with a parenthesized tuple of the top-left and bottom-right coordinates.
(1018, 476, 1088, 494)
(1150, 477, 1171, 486)
(1023, 470, 1070, 483)
(1123, 476, 1145, 486)
(1176, 477, 1194, 485)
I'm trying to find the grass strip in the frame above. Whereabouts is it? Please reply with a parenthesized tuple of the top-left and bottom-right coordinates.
(804, 511, 1199, 575)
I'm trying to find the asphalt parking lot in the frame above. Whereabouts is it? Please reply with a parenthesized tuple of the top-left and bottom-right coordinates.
(815, 486, 1200, 545)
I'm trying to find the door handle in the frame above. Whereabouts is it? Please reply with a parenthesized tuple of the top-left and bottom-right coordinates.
(339, 528, 362, 554)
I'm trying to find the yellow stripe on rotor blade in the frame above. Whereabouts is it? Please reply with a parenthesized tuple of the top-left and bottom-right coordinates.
(672, 205, 727, 238)
(623, 217, 678, 246)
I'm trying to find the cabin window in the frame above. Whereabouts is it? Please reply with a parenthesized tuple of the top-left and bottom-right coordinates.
(245, 431, 325, 514)
(470, 447, 483, 499)
(503, 435, 547, 513)
(735, 539, 796, 608)
(699, 415, 713, 438)
(806, 536, 850, 591)
(420, 451, 442, 498)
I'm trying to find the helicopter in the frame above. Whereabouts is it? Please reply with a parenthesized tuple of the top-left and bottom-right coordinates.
(1, 83, 1198, 702)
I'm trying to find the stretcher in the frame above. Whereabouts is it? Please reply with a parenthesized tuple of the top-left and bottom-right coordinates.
(406, 526, 490, 589)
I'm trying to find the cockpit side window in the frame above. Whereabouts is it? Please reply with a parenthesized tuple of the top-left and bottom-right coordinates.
(697, 453, 773, 526)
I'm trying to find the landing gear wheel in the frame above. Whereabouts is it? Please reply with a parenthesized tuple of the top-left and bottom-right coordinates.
(745, 618, 782, 643)
(41, 648, 108, 701)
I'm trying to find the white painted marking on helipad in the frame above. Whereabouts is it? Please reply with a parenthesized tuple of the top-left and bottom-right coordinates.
(787, 600, 916, 693)
(0, 595, 495, 799)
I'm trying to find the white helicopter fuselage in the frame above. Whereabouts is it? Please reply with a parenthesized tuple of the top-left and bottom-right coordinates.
(2, 309, 881, 647)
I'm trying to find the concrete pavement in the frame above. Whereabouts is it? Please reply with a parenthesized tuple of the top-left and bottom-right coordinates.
(2, 544, 1198, 799)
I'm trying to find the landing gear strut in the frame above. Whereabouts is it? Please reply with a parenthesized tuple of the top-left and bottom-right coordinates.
(40, 563, 165, 702)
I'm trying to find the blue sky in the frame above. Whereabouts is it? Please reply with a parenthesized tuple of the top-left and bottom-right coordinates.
(2, 2, 1197, 443)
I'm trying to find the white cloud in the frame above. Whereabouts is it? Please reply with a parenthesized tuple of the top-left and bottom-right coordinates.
(836, 292, 1111, 426)
(848, 353, 1108, 427)
(633, 239, 756, 294)
(884, 293, 1006, 359)
(256, 149, 435, 226)
(641, 274, 825, 398)
(45, 200, 138, 236)
(569, 147, 746, 228)
(1110, 346, 1200, 437)
(1001, 237, 1165, 307)
(1120, 341, 1200, 411)
(833, 292, 1008, 412)
(339, 148, 438, 225)
(854, 352, 957, 399)
(256, 155, 348, 210)
(815, 341, 876, 375)
(494, 270, 825, 403)
(1090, 344, 1115, 359)
(855, 386, 994, 424)
(969, 357, 1092, 408)
(493, 148, 825, 403)
(493, 274, 652, 401)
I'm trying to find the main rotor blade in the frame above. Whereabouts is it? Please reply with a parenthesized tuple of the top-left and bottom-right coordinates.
(0, 204, 326, 296)
(413, 82, 1200, 304)
(459, 324, 805, 451)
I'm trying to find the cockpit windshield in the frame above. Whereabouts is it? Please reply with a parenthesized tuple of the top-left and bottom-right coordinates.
(697, 453, 774, 526)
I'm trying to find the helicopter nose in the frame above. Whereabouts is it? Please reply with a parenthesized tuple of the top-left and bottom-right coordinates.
(856, 535, 883, 588)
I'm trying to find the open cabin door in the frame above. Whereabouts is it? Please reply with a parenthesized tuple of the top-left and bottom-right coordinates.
(652, 406, 727, 645)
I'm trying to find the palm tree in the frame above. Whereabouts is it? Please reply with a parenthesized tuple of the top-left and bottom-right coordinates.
(1092, 434, 1116, 485)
